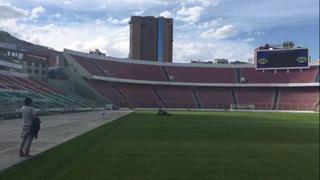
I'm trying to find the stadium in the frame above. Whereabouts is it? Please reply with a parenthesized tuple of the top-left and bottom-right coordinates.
(64, 48, 319, 111)
(0, 38, 319, 179)
(1, 46, 319, 116)
(0, 2, 319, 179)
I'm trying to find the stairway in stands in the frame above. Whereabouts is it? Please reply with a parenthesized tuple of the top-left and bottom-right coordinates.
(151, 86, 167, 108)
(112, 83, 133, 108)
(231, 88, 238, 108)
(235, 68, 241, 83)
(192, 87, 202, 109)
(161, 66, 171, 82)
(315, 70, 320, 82)
(272, 88, 279, 110)
(89, 58, 108, 76)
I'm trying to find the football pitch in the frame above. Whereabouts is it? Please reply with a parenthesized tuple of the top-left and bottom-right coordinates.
(0, 111, 318, 180)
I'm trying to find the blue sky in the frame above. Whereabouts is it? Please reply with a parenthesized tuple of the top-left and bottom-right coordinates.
(0, 0, 319, 63)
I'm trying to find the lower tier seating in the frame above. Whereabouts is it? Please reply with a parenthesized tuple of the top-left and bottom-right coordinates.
(87, 80, 319, 111)
(277, 87, 319, 111)
(235, 87, 275, 110)
(0, 74, 94, 108)
(196, 87, 233, 109)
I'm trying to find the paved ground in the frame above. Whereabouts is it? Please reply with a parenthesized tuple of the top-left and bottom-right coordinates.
(0, 110, 131, 171)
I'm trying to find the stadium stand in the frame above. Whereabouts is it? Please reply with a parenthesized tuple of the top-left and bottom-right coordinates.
(165, 66, 236, 83)
(277, 87, 319, 111)
(69, 52, 319, 84)
(196, 87, 233, 109)
(94, 59, 167, 81)
(65, 50, 319, 111)
(240, 67, 319, 83)
(235, 87, 274, 110)
(71, 55, 105, 76)
(153, 86, 197, 108)
(2, 31, 318, 113)
(85, 79, 129, 108)
(0, 73, 94, 109)
(116, 83, 163, 108)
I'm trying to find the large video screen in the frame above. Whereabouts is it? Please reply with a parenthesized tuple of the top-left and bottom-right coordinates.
(256, 48, 309, 69)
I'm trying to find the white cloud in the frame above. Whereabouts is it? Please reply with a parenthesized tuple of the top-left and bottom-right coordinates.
(31, 24, 55, 34)
(0, 4, 45, 22)
(243, 37, 255, 42)
(176, 6, 204, 23)
(27, 6, 45, 21)
(0, 3, 28, 20)
(65, 28, 129, 57)
(53, 13, 62, 18)
(198, 18, 222, 29)
(0, 16, 253, 62)
(94, 19, 106, 25)
(188, 0, 222, 7)
(160, 10, 173, 18)
(174, 40, 253, 62)
(0, 8, 129, 57)
(0, 19, 41, 44)
(133, 10, 144, 16)
(44, 23, 130, 57)
(63, 0, 73, 4)
(1, 0, 317, 62)
(68, 36, 108, 52)
(107, 17, 130, 25)
(201, 25, 238, 39)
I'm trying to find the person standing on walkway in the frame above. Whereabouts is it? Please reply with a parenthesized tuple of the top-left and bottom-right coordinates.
(19, 97, 36, 158)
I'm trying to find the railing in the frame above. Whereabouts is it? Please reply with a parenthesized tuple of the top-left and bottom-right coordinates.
(0, 101, 99, 120)
(0, 101, 21, 120)
(47, 65, 107, 107)
(113, 101, 318, 111)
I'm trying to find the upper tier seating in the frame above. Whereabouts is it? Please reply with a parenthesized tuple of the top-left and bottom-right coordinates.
(92, 59, 167, 81)
(71, 55, 105, 76)
(240, 66, 319, 83)
(165, 66, 236, 83)
(71, 54, 319, 84)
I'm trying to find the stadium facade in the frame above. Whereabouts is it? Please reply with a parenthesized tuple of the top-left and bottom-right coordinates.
(0, 43, 48, 81)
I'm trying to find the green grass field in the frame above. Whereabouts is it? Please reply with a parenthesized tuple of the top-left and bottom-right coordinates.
(0, 111, 319, 180)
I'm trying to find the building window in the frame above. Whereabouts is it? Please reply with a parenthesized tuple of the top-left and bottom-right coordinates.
(42, 63, 46, 68)
(35, 62, 39, 67)
(27, 69, 32, 73)
(27, 61, 32, 66)
(34, 69, 39, 74)
(42, 70, 46, 75)
(18, 53, 23, 60)
(11, 51, 18, 57)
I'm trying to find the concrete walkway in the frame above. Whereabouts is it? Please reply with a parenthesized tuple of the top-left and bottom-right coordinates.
(0, 110, 131, 171)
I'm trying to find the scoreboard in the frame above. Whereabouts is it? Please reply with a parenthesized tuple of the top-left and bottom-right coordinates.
(255, 48, 309, 69)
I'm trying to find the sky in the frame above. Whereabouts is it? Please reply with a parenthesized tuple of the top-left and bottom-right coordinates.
(0, 0, 319, 63)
